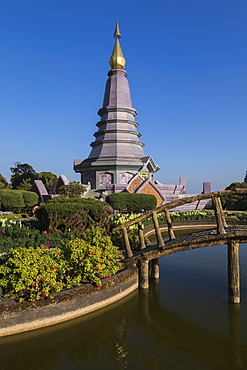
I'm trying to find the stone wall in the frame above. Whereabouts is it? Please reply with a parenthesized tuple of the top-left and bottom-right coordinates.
(0, 267, 138, 337)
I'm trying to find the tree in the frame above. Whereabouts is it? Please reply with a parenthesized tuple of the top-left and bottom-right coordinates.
(222, 182, 247, 210)
(58, 181, 86, 198)
(10, 162, 37, 189)
(17, 179, 34, 191)
(0, 174, 9, 189)
(37, 172, 58, 192)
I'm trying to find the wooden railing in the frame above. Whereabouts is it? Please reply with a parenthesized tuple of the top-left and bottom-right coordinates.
(112, 189, 247, 258)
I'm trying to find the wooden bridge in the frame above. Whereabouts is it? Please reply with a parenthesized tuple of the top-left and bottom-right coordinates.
(112, 189, 247, 303)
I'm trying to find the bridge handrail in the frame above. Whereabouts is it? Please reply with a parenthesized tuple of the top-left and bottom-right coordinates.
(111, 189, 247, 258)
(112, 189, 247, 231)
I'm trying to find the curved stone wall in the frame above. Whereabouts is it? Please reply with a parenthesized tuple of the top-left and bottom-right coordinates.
(0, 267, 138, 337)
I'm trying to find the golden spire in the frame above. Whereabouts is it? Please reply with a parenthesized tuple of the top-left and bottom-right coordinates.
(109, 21, 126, 69)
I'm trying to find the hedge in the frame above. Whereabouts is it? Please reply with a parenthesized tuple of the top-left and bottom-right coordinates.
(105, 192, 157, 213)
(35, 197, 113, 232)
(0, 189, 38, 213)
(21, 190, 39, 209)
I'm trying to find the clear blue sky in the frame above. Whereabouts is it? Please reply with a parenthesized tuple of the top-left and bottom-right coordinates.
(1, 0, 246, 193)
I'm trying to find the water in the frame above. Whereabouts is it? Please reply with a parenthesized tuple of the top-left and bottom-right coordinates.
(1, 243, 247, 369)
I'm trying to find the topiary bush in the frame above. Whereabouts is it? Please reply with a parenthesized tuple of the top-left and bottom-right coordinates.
(0, 189, 38, 213)
(0, 190, 25, 213)
(21, 190, 39, 210)
(106, 192, 157, 213)
(35, 197, 113, 233)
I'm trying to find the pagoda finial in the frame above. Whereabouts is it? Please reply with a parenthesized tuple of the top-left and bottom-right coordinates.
(109, 21, 126, 69)
(114, 21, 121, 39)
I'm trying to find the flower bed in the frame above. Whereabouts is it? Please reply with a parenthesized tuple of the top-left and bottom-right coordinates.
(0, 227, 124, 302)
(0, 266, 138, 337)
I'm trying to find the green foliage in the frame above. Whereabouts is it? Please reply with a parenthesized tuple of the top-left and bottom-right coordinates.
(111, 229, 150, 251)
(0, 246, 66, 301)
(37, 172, 58, 190)
(106, 192, 157, 213)
(110, 214, 151, 250)
(0, 227, 123, 301)
(10, 162, 37, 189)
(62, 228, 123, 287)
(0, 190, 25, 212)
(0, 174, 9, 189)
(16, 179, 33, 191)
(35, 197, 113, 232)
(221, 182, 247, 210)
(21, 190, 39, 209)
(0, 189, 38, 213)
(0, 225, 83, 253)
(58, 181, 86, 198)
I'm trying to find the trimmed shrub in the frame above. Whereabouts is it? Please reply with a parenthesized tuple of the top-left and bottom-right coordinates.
(35, 197, 113, 232)
(106, 192, 157, 213)
(0, 190, 25, 212)
(22, 190, 39, 209)
(0, 189, 38, 213)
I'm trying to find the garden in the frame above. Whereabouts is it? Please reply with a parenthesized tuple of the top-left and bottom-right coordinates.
(0, 193, 124, 302)
(1, 186, 247, 304)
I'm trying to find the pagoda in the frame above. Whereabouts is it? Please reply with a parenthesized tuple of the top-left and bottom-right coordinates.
(74, 22, 160, 189)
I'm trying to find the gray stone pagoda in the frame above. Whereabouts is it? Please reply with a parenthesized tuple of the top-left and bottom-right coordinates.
(74, 22, 160, 189)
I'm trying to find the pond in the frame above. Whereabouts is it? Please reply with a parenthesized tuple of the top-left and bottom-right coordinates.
(0, 238, 247, 369)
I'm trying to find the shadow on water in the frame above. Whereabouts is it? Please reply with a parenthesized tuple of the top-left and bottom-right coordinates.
(1, 246, 247, 369)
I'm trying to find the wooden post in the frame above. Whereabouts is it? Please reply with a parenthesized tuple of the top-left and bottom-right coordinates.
(152, 211, 165, 248)
(164, 208, 175, 239)
(138, 222, 146, 249)
(213, 196, 226, 234)
(151, 258, 160, 279)
(217, 196, 228, 228)
(139, 259, 149, 289)
(122, 226, 133, 258)
(228, 240, 240, 304)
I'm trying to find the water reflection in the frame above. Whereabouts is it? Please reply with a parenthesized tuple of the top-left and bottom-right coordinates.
(1, 246, 247, 369)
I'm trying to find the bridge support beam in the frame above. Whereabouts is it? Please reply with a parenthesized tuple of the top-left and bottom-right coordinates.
(138, 222, 146, 249)
(228, 240, 240, 304)
(122, 226, 133, 258)
(151, 258, 160, 279)
(139, 259, 149, 289)
(152, 211, 165, 248)
(213, 196, 226, 234)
